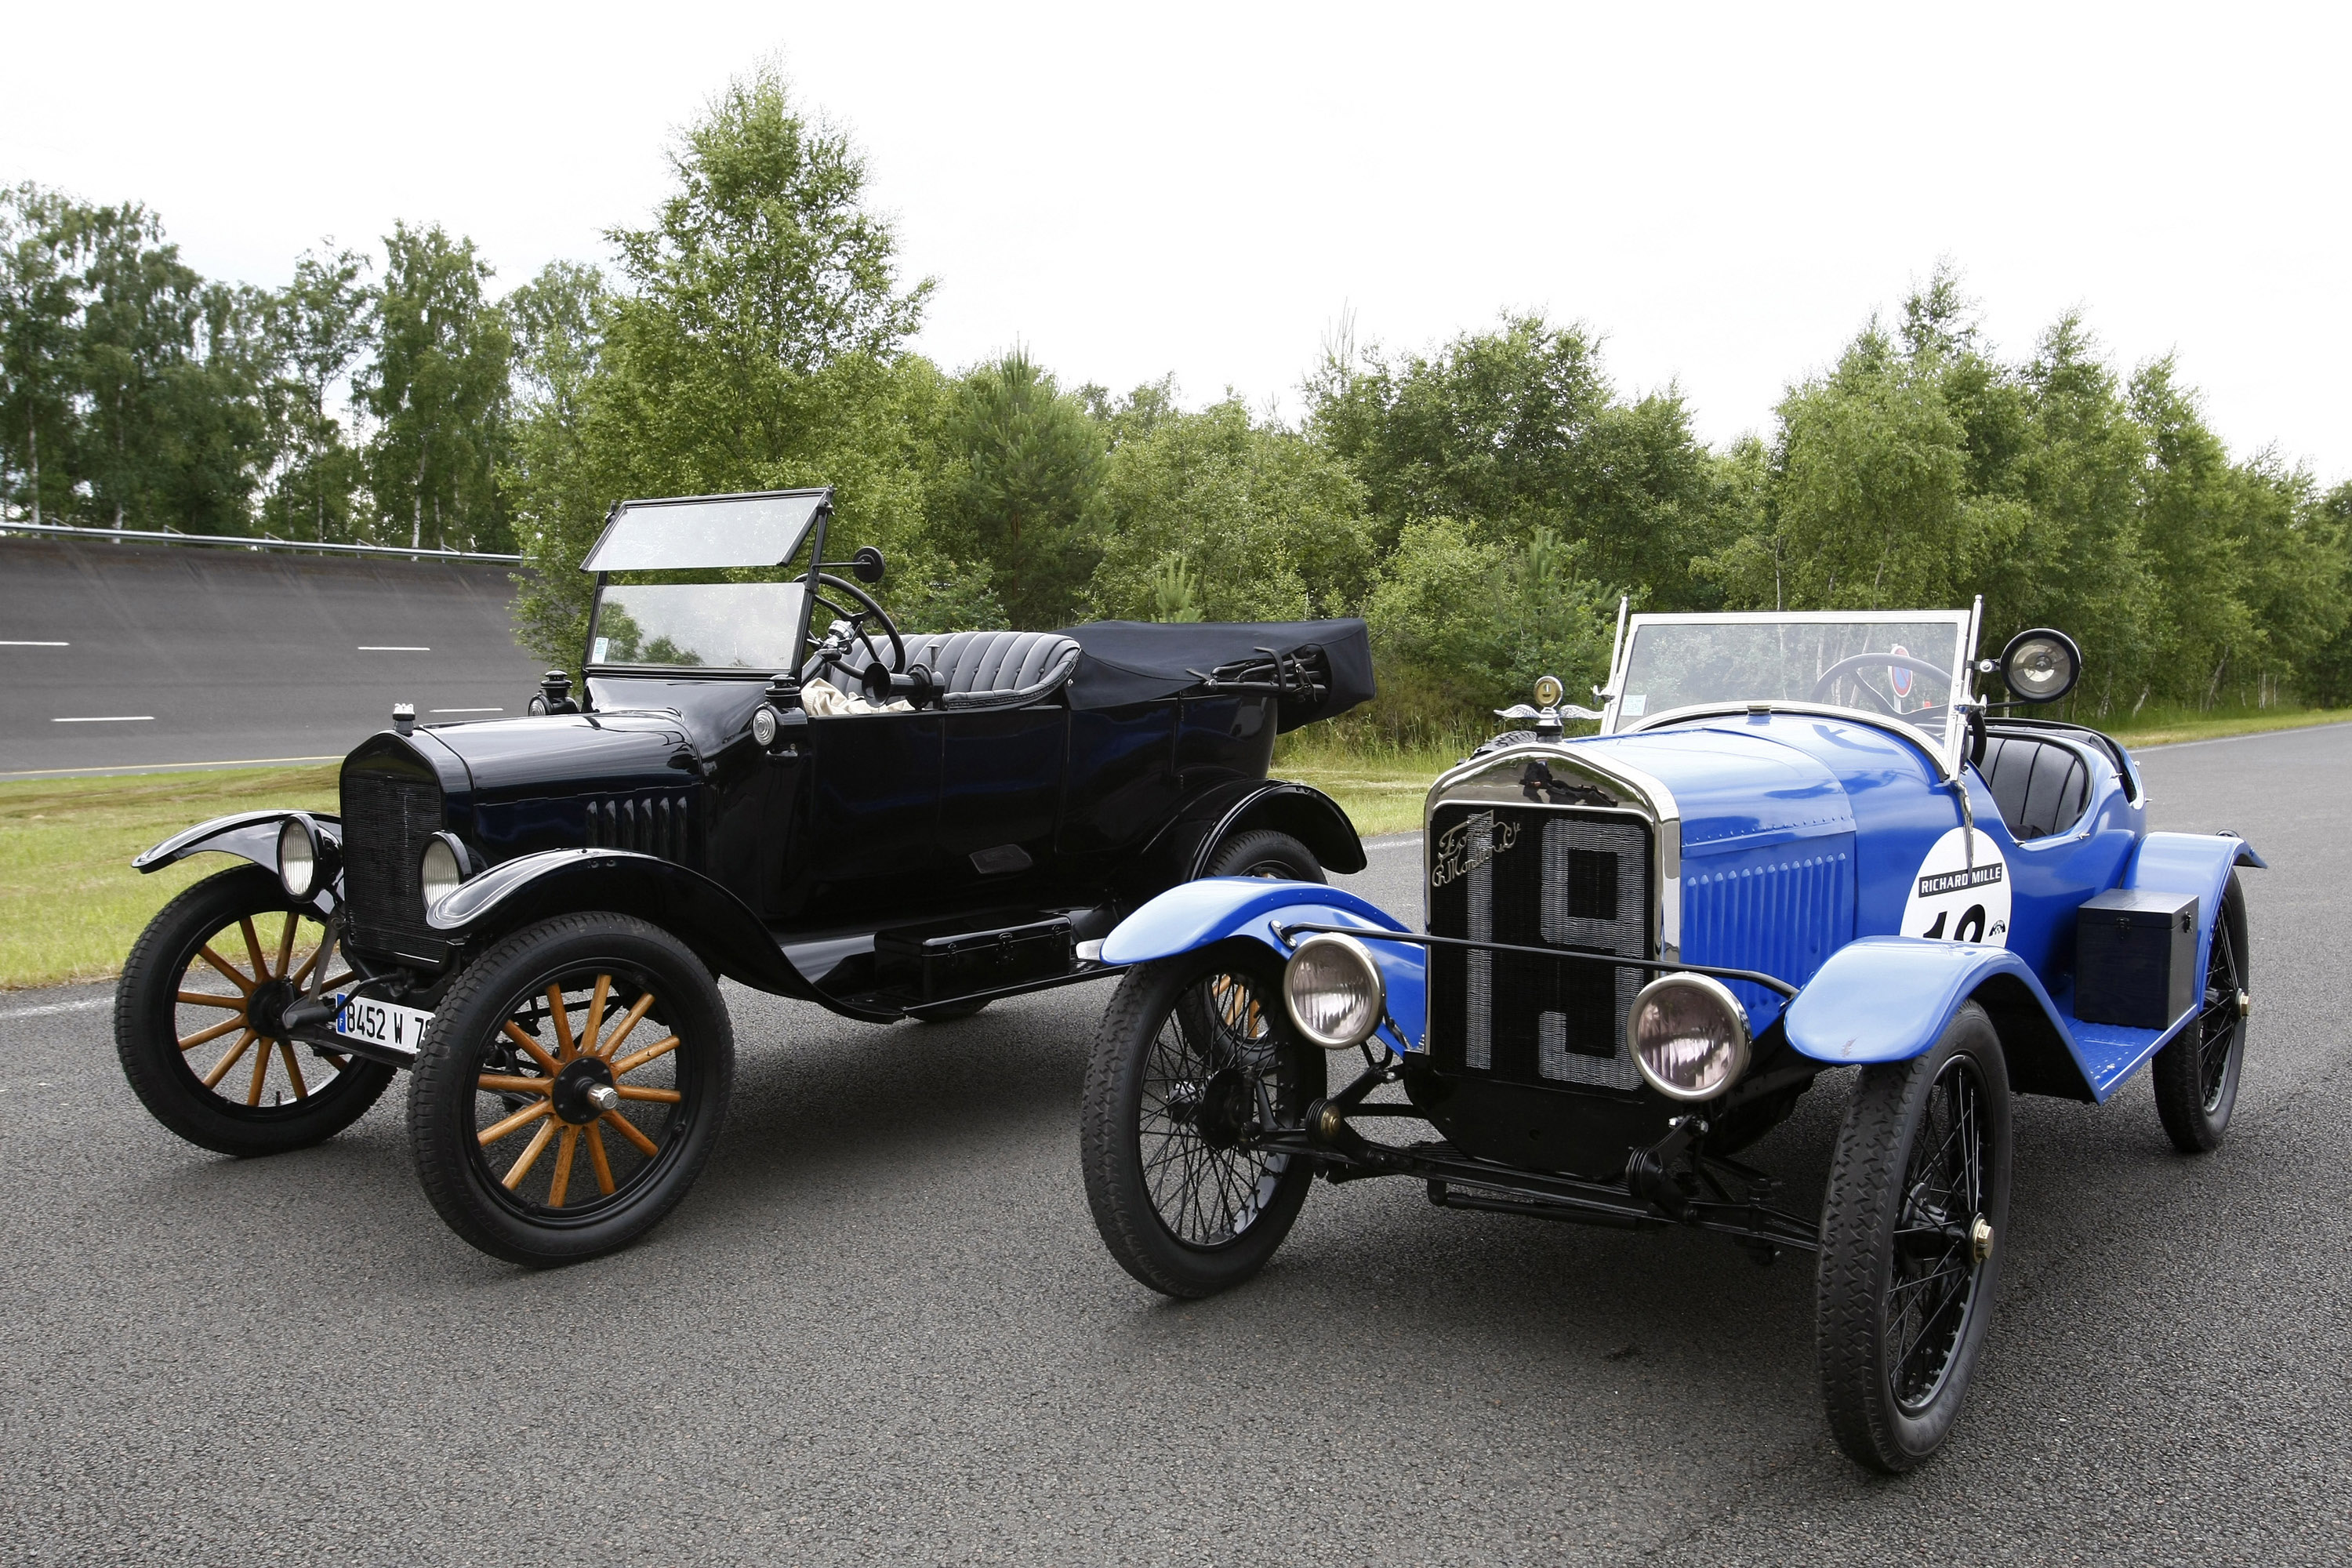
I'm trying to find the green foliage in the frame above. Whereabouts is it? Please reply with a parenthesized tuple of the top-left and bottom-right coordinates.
(508, 65, 938, 674)
(259, 246, 371, 543)
(1308, 312, 1730, 604)
(1085, 395, 1374, 624)
(357, 221, 512, 552)
(925, 349, 1105, 627)
(1365, 517, 1613, 718)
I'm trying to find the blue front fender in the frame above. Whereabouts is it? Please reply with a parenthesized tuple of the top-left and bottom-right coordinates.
(1102, 878, 1428, 1049)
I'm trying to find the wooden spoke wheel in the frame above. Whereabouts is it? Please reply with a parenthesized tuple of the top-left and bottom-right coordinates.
(114, 865, 393, 1157)
(408, 913, 733, 1265)
(1080, 944, 1325, 1298)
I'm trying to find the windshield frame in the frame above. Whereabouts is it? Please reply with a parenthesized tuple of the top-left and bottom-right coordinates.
(579, 487, 832, 681)
(1599, 607, 1983, 774)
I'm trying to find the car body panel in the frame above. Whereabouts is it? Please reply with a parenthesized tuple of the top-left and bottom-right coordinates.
(1100, 877, 1427, 1047)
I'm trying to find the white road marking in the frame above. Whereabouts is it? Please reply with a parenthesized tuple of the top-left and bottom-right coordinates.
(0, 997, 109, 1022)
(53, 715, 153, 723)
(0, 640, 68, 646)
(357, 645, 430, 652)
(430, 706, 502, 713)
(0, 754, 342, 780)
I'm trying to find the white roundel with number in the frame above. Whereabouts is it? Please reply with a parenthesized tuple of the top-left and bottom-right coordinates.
(1900, 827, 2012, 946)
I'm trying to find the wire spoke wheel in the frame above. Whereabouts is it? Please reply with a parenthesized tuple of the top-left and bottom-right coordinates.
(1140, 971, 1290, 1247)
(116, 865, 394, 1157)
(1817, 1002, 2012, 1472)
(1886, 1055, 1989, 1414)
(408, 913, 732, 1266)
(1082, 946, 1326, 1298)
(2152, 872, 2251, 1153)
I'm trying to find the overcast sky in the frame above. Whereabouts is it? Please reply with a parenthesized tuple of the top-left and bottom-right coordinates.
(6, 2, 2345, 479)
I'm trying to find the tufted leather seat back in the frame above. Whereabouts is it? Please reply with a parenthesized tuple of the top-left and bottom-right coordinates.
(904, 630, 1082, 709)
(1973, 734, 2090, 840)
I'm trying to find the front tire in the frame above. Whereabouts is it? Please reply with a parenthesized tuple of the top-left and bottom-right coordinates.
(114, 865, 391, 1156)
(1080, 944, 1327, 1298)
(2151, 873, 2249, 1153)
(1815, 1004, 2013, 1472)
(408, 913, 733, 1265)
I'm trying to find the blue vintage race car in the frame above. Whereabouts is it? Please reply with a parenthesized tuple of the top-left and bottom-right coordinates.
(1076, 604, 2261, 1472)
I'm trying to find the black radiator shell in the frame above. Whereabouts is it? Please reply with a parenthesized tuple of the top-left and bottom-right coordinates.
(2074, 888, 2197, 1029)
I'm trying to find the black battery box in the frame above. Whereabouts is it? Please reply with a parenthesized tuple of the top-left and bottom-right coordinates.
(873, 914, 1076, 1001)
(2074, 888, 2198, 1029)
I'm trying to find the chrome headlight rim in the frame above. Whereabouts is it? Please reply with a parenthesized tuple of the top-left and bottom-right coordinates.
(276, 814, 322, 900)
(1626, 971, 1752, 1102)
(1281, 931, 1386, 1051)
(418, 833, 471, 912)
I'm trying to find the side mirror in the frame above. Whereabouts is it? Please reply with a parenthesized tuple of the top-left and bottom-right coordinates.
(1998, 628, 2082, 704)
(851, 546, 885, 584)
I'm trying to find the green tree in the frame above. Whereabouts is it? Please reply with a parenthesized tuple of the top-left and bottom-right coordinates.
(358, 221, 511, 552)
(927, 349, 1106, 627)
(1308, 313, 1724, 604)
(75, 201, 267, 533)
(1084, 395, 1374, 624)
(261, 245, 372, 542)
(0, 183, 85, 524)
(510, 67, 938, 672)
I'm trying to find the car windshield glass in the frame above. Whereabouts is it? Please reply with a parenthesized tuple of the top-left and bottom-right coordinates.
(1615, 614, 1969, 733)
(590, 582, 806, 670)
(581, 492, 824, 572)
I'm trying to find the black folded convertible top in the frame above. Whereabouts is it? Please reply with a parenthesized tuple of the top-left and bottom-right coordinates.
(1057, 618, 1376, 731)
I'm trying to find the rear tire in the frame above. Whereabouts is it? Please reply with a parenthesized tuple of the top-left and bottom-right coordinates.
(408, 913, 732, 1265)
(114, 865, 391, 1157)
(1080, 944, 1326, 1297)
(1202, 829, 1323, 883)
(2151, 873, 2249, 1153)
(1815, 1004, 2013, 1472)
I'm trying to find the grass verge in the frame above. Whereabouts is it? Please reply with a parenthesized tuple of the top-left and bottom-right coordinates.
(0, 765, 336, 991)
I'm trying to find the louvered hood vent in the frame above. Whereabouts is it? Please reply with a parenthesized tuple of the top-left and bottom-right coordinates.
(583, 790, 695, 863)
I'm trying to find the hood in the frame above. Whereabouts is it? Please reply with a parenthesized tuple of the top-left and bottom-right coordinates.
(419, 710, 700, 797)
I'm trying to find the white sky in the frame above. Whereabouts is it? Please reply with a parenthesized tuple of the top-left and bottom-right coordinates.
(6, 2, 2346, 481)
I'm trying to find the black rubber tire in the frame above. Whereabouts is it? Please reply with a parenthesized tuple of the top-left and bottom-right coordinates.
(114, 864, 394, 1157)
(2151, 873, 2249, 1153)
(1815, 1003, 2013, 1472)
(408, 913, 733, 1266)
(1080, 942, 1327, 1298)
(1203, 829, 1323, 883)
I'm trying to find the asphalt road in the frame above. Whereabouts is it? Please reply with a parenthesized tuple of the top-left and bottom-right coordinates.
(0, 537, 544, 776)
(2, 724, 2347, 1565)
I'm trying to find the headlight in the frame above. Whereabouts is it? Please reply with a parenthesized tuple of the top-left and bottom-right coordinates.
(278, 816, 319, 899)
(1627, 973, 1751, 1102)
(750, 704, 779, 747)
(1282, 933, 1385, 1049)
(419, 834, 469, 909)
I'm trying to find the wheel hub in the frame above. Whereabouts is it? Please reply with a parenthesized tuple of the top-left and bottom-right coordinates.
(245, 977, 295, 1038)
(550, 1055, 618, 1125)
(1191, 1068, 1256, 1152)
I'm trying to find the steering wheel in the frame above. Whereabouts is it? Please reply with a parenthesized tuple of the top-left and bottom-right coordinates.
(808, 572, 905, 678)
(1809, 652, 1954, 717)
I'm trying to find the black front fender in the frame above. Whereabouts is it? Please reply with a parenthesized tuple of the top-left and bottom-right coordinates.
(422, 848, 875, 1016)
(132, 810, 340, 916)
(1127, 779, 1368, 898)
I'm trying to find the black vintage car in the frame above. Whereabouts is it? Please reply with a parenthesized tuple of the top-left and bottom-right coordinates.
(113, 488, 1374, 1263)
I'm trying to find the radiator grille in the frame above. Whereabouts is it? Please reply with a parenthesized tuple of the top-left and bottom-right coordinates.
(340, 768, 445, 956)
(583, 792, 693, 862)
(1428, 802, 1651, 1091)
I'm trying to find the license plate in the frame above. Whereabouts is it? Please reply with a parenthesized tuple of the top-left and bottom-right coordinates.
(332, 993, 435, 1053)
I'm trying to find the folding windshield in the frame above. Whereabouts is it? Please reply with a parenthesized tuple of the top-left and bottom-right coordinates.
(590, 582, 806, 670)
(580, 490, 827, 572)
(1605, 611, 1976, 764)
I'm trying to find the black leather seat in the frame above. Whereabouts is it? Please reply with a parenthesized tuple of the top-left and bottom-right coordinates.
(905, 630, 1081, 710)
(1973, 733, 2091, 840)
